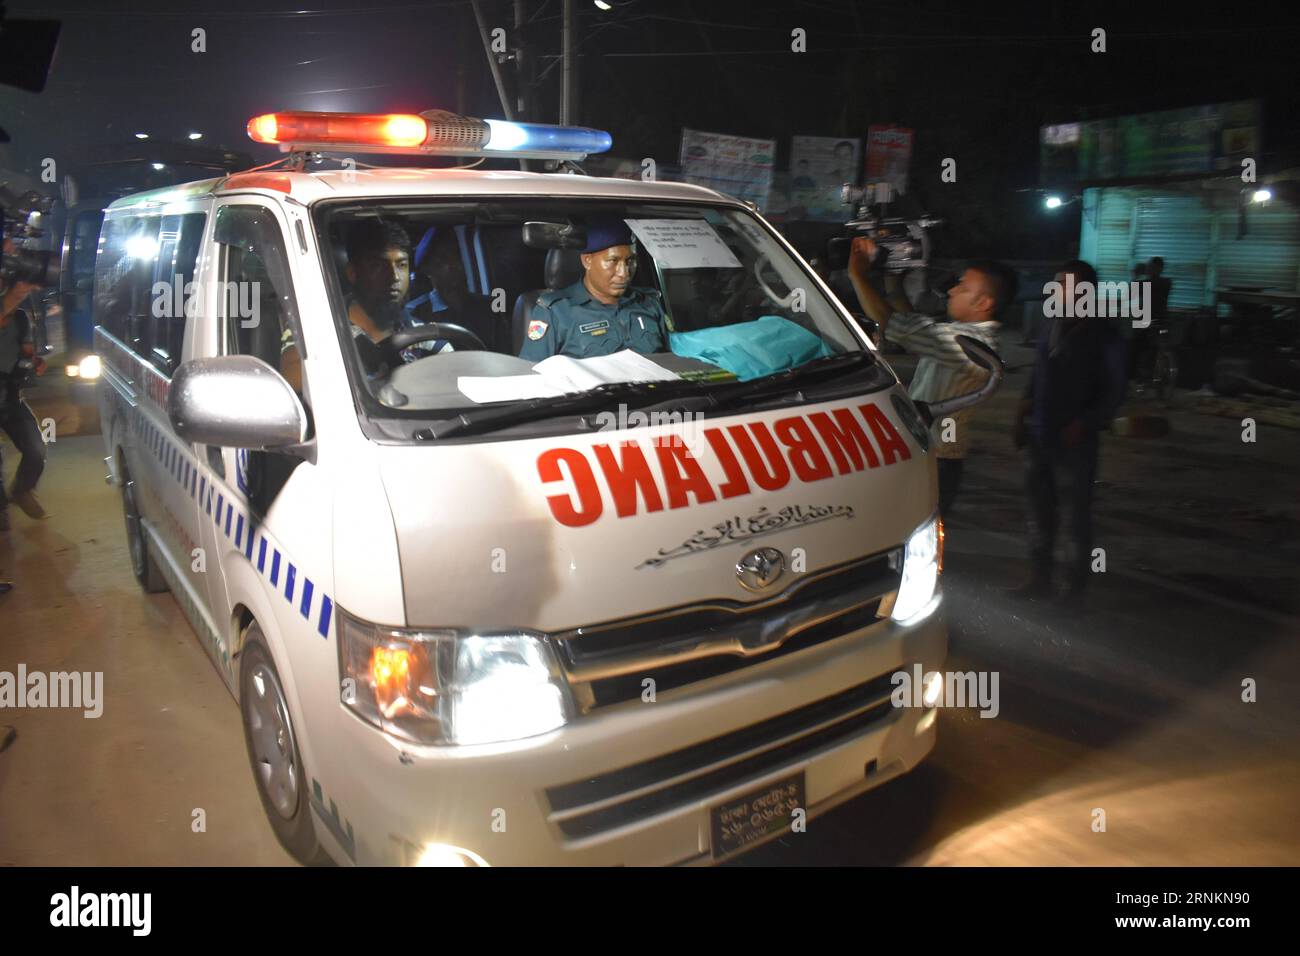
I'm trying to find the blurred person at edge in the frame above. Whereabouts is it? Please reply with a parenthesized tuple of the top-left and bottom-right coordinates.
(1011, 259, 1127, 605)
(0, 271, 51, 592)
(848, 236, 1011, 517)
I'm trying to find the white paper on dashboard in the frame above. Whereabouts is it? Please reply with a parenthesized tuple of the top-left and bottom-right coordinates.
(456, 374, 567, 403)
(624, 218, 743, 269)
(532, 350, 680, 391)
(458, 351, 679, 403)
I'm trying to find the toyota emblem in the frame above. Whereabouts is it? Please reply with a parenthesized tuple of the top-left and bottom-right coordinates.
(736, 547, 785, 592)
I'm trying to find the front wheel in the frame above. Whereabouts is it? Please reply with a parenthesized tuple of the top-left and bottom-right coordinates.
(239, 626, 332, 866)
(120, 463, 168, 593)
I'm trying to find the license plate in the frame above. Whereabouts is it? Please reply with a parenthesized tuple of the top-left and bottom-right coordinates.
(709, 771, 806, 861)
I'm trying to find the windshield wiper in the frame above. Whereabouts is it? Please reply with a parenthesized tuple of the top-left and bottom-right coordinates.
(422, 378, 709, 439)
(420, 351, 879, 440)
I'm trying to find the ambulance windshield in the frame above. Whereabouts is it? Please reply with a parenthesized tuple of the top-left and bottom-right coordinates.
(315, 199, 878, 417)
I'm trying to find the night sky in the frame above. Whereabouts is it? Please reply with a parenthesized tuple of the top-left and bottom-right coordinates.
(4, 0, 1299, 257)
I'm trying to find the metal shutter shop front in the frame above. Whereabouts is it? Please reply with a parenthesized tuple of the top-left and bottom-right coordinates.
(1079, 184, 1299, 310)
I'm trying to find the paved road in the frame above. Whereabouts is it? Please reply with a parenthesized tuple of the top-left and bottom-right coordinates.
(2, 362, 1297, 866)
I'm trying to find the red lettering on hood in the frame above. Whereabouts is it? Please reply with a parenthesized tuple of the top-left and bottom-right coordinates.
(538, 447, 603, 527)
(655, 436, 718, 510)
(859, 403, 911, 465)
(536, 399, 916, 525)
(727, 422, 791, 492)
(705, 428, 751, 498)
(809, 408, 880, 473)
(774, 415, 834, 482)
(594, 441, 664, 517)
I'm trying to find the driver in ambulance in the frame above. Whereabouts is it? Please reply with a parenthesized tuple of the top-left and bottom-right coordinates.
(519, 219, 669, 361)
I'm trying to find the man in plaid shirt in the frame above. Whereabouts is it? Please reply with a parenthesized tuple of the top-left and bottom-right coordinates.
(848, 237, 1013, 514)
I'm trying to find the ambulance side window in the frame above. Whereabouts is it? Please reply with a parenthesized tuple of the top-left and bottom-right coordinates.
(213, 205, 303, 393)
(148, 212, 207, 376)
(92, 214, 161, 358)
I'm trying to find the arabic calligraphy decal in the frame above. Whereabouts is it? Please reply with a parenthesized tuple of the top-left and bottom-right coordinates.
(637, 503, 854, 568)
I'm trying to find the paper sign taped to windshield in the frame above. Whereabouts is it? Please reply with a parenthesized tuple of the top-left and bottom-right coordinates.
(625, 219, 742, 270)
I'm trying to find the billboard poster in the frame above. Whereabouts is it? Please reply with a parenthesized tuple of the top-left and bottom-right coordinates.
(679, 128, 776, 210)
(864, 125, 914, 196)
(788, 135, 861, 221)
(1040, 100, 1261, 184)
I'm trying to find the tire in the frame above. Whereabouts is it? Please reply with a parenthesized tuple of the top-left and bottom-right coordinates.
(119, 463, 168, 594)
(238, 626, 333, 866)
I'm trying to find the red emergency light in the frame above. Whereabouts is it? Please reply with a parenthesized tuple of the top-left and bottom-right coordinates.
(248, 112, 428, 148)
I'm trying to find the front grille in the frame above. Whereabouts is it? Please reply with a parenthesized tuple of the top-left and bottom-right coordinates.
(585, 601, 882, 708)
(545, 671, 899, 839)
(557, 549, 901, 709)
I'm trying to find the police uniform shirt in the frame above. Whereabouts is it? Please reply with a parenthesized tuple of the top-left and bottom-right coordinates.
(519, 280, 668, 361)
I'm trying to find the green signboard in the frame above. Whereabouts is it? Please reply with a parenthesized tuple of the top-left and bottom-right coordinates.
(1041, 101, 1260, 184)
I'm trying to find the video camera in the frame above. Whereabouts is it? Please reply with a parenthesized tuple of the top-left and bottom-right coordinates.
(1, 183, 58, 291)
(826, 182, 941, 273)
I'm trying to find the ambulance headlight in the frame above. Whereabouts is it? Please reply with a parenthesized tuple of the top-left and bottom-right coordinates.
(337, 608, 570, 746)
(891, 515, 943, 624)
(78, 355, 102, 380)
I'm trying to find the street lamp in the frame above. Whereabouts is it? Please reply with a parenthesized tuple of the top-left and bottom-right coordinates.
(1044, 195, 1063, 209)
(1252, 188, 1272, 203)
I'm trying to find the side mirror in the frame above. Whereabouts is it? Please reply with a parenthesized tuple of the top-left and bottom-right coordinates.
(168, 355, 308, 450)
(522, 220, 587, 250)
(914, 335, 1005, 425)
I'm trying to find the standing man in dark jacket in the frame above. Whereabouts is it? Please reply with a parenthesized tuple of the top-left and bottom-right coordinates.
(1012, 259, 1127, 603)
(1, 278, 49, 540)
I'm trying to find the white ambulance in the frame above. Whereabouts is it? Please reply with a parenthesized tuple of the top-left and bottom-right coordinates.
(94, 110, 1000, 866)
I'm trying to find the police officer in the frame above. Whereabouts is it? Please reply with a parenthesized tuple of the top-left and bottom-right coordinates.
(519, 220, 669, 361)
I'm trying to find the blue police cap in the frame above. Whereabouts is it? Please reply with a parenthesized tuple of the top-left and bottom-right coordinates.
(583, 219, 633, 253)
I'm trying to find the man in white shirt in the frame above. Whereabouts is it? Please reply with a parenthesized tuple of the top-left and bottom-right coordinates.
(848, 237, 1012, 514)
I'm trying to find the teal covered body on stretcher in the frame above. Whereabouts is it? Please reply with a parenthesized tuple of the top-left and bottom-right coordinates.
(668, 315, 835, 382)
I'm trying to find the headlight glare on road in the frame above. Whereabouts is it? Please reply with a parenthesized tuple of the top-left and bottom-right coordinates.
(892, 514, 942, 624)
(337, 608, 569, 746)
(415, 843, 488, 867)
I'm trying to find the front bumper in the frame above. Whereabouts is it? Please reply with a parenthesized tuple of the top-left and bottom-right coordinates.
(318, 604, 947, 866)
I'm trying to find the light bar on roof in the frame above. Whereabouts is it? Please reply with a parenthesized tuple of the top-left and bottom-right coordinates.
(246, 110, 612, 161)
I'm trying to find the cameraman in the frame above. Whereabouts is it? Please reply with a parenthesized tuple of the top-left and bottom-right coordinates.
(0, 274, 49, 533)
(847, 237, 1011, 515)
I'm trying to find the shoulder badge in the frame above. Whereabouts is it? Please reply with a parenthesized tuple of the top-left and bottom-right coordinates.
(527, 319, 549, 341)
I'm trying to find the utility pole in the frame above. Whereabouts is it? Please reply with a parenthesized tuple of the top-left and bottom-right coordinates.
(514, 0, 529, 120)
(470, 0, 514, 121)
(560, 0, 578, 125)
